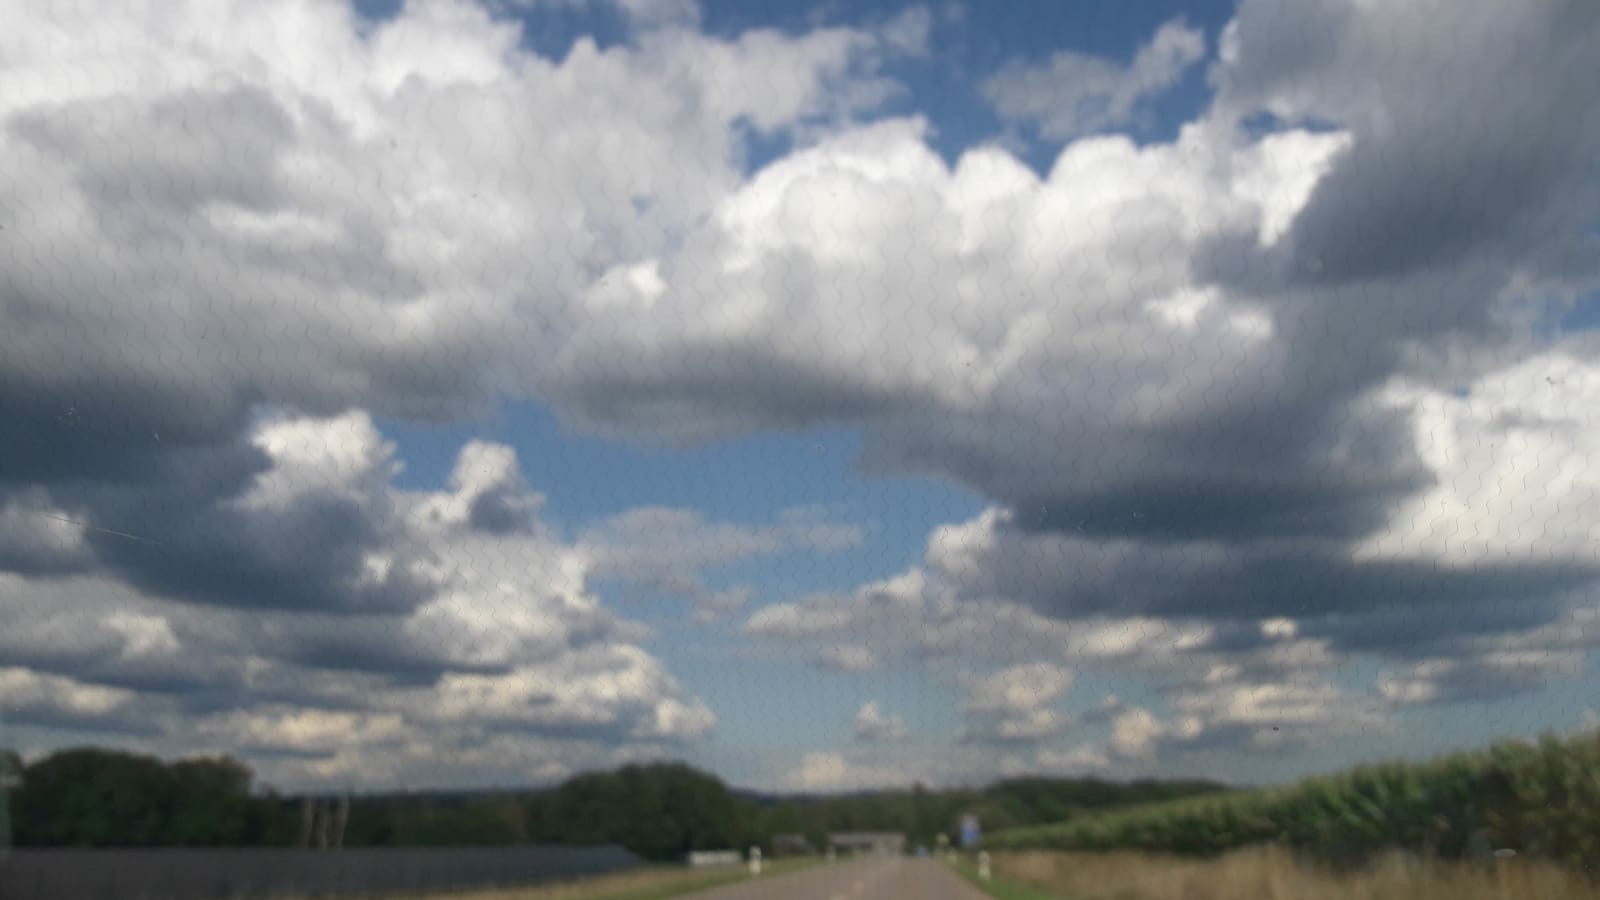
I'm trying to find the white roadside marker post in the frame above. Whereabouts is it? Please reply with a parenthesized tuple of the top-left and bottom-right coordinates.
(749, 845, 762, 876)
(978, 851, 991, 882)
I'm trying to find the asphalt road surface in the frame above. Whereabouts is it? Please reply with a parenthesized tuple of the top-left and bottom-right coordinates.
(686, 857, 991, 900)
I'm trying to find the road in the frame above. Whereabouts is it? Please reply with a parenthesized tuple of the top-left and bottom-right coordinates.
(686, 856, 990, 900)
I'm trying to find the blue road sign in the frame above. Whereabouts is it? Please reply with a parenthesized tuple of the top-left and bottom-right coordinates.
(959, 815, 980, 848)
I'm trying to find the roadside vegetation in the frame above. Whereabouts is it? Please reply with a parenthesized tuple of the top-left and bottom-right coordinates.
(948, 856, 1059, 900)
(403, 858, 819, 900)
(986, 730, 1600, 882)
(978, 846, 1600, 900)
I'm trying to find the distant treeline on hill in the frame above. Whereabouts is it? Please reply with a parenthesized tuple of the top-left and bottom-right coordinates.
(0, 747, 1224, 860)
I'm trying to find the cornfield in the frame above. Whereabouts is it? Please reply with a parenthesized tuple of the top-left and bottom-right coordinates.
(986, 731, 1600, 872)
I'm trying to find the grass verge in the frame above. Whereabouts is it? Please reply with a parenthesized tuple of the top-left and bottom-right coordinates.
(400, 857, 821, 899)
(947, 856, 1062, 900)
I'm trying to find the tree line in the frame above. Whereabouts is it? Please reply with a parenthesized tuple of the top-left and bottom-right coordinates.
(0, 747, 1225, 860)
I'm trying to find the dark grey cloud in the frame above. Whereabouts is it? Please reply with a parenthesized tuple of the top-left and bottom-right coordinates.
(875, 390, 1427, 543)
(1, 703, 164, 738)
(0, 574, 321, 716)
(0, 436, 433, 616)
(1186, 0, 1600, 510)
(0, 497, 94, 575)
(928, 514, 1600, 651)
(0, 623, 232, 699)
(267, 626, 507, 683)
(551, 339, 908, 442)
(1382, 658, 1585, 707)
(253, 595, 625, 685)
(0, 667, 170, 737)
(1217, 0, 1600, 289)
(469, 486, 538, 536)
(0, 383, 263, 491)
(90, 489, 430, 614)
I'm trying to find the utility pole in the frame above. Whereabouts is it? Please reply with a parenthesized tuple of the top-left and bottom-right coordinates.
(333, 791, 350, 849)
(299, 796, 315, 849)
(316, 798, 331, 850)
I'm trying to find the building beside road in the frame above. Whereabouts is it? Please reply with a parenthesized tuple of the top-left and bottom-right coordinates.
(771, 833, 814, 856)
(826, 832, 906, 856)
(686, 850, 742, 867)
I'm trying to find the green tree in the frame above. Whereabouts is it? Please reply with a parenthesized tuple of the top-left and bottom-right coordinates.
(14, 748, 177, 845)
(11, 748, 261, 846)
(540, 763, 743, 859)
(168, 756, 257, 845)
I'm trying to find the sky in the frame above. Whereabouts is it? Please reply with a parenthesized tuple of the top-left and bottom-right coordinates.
(0, 0, 1598, 795)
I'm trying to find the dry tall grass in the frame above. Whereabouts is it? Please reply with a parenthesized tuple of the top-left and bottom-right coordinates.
(993, 846, 1600, 900)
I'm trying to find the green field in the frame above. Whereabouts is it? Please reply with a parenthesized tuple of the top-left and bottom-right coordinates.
(986, 730, 1600, 870)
